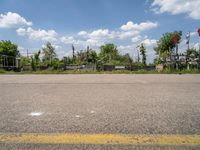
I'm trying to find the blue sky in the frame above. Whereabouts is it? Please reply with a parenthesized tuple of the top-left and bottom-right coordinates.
(0, 0, 200, 63)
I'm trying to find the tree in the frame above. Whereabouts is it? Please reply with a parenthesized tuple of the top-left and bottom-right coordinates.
(117, 53, 133, 66)
(42, 42, 57, 66)
(87, 50, 97, 64)
(31, 56, 36, 71)
(154, 31, 182, 63)
(0, 40, 19, 57)
(34, 50, 41, 66)
(20, 56, 30, 69)
(186, 48, 199, 61)
(140, 43, 147, 66)
(98, 43, 119, 65)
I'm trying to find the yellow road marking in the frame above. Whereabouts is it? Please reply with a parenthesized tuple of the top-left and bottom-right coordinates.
(0, 134, 200, 145)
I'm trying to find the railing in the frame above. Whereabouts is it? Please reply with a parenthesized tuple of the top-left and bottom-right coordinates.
(0, 54, 20, 69)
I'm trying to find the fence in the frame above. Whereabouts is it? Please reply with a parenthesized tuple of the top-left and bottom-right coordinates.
(103, 65, 155, 71)
(0, 55, 20, 70)
(64, 64, 97, 71)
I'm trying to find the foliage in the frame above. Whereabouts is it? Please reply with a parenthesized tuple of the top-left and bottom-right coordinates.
(34, 50, 41, 66)
(154, 31, 182, 62)
(117, 53, 133, 66)
(51, 58, 61, 70)
(186, 48, 199, 61)
(88, 50, 97, 63)
(31, 56, 36, 71)
(62, 56, 73, 65)
(20, 56, 30, 69)
(98, 43, 119, 65)
(140, 43, 147, 66)
(42, 42, 57, 66)
(0, 40, 19, 57)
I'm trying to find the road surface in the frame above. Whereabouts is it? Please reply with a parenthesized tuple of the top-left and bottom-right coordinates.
(0, 74, 200, 149)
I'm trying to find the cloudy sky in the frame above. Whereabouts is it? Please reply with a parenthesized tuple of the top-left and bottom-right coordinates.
(0, 0, 200, 63)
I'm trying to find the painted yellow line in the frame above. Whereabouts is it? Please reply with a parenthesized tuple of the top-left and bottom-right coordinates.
(0, 134, 200, 145)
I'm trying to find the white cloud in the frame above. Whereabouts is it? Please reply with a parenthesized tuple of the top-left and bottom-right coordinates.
(89, 29, 113, 39)
(75, 21, 158, 44)
(16, 28, 26, 36)
(121, 21, 158, 31)
(193, 43, 200, 50)
(131, 36, 142, 43)
(151, 0, 200, 19)
(141, 39, 157, 47)
(60, 36, 76, 44)
(190, 32, 198, 36)
(78, 31, 88, 36)
(17, 27, 58, 41)
(118, 30, 140, 39)
(0, 12, 32, 28)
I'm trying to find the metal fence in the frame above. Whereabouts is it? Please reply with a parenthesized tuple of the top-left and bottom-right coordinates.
(0, 54, 20, 70)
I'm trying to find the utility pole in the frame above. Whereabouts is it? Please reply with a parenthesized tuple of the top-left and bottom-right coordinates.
(186, 32, 190, 70)
(198, 28, 200, 69)
(186, 32, 190, 50)
(27, 49, 29, 59)
(136, 45, 140, 63)
(173, 35, 179, 70)
(87, 46, 89, 63)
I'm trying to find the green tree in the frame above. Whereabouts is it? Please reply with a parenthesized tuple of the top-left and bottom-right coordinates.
(87, 50, 97, 64)
(117, 53, 133, 66)
(20, 56, 30, 69)
(154, 31, 182, 63)
(140, 43, 147, 66)
(34, 50, 41, 66)
(186, 48, 199, 61)
(0, 40, 19, 57)
(42, 42, 57, 66)
(31, 56, 36, 71)
(98, 43, 119, 65)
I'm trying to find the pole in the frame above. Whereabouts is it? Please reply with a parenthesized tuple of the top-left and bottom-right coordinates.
(176, 44, 179, 70)
(27, 49, 29, 59)
(198, 28, 200, 69)
(199, 40, 200, 69)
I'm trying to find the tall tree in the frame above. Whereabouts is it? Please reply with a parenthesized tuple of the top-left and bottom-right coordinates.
(42, 42, 57, 66)
(140, 43, 147, 66)
(34, 50, 41, 66)
(98, 43, 119, 64)
(75, 49, 97, 64)
(154, 31, 182, 63)
(0, 40, 19, 57)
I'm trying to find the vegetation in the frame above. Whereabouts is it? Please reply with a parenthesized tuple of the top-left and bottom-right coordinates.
(0, 40, 19, 57)
(186, 48, 199, 61)
(0, 29, 200, 74)
(139, 43, 147, 66)
(154, 31, 182, 64)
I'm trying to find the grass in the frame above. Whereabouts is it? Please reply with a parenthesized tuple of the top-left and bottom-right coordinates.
(0, 69, 200, 74)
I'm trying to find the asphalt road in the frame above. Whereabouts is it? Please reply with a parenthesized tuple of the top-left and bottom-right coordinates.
(0, 74, 200, 149)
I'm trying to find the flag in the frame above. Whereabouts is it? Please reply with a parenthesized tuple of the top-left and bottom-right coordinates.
(172, 35, 178, 44)
(186, 32, 190, 45)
